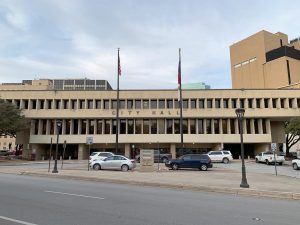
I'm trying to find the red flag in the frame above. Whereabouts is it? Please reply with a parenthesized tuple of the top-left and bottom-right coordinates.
(118, 48, 121, 76)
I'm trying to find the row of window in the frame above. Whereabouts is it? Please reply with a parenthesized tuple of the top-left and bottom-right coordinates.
(4, 97, 300, 110)
(32, 118, 268, 135)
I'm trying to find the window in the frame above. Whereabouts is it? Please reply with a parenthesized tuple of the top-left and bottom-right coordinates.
(231, 99, 237, 108)
(104, 100, 109, 109)
(239, 99, 245, 108)
(214, 119, 219, 134)
(248, 99, 253, 108)
(135, 119, 142, 134)
(215, 99, 220, 108)
(222, 119, 227, 134)
(135, 100, 141, 109)
(150, 119, 157, 134)
(207, 99, 212, 108)
(175, 100, 180, 109)
(166, 119, 173, 134)
(256, 99, 261, 108)
(111, 100, 117, 109)
(174, 119, 180, 134)
(166, 99, 173, 109)
(182, 100, 188, 109)
(120, 100, 125, 109)
(264, 99, 269, 108)
(31, 100, 37, 109)
(96, 100, 101, 109)
(73, 120, 78, 134)
(128, 119, 134, 134)
(190, 99, 196, 109)
(288, 98, 293, 108)
(55, 100, 61, 109)
(246, 119, 251, 134)
(71, 100, 77, 109)
(81, 120, 87, 134)
(183, 119, 188, 134)
(230, 119, 235, 134)
(79, 100, 85, 109)
(63, 100, 69, 109)
(198, 119, 204, 134)
(97, 120, 102, 134)
(190, 119, 196, 134)
(199, 99, 205, 108)
(120, 119, 126, 134)
(39, 100, 45, 109)
(206, 119, 212, 134)
(127, 100, 133, 109)
(280, 99, 285, 108)
(158, 119, 165, 134)
(158, 99, 165, 109)
(150, 100, 157, 109)
(87, 100, 93, 109)
(143, 100, 149, 109)
(104, 120, 111, 134)
(143, 119, 149, 134)
(88, 120, 95, 134)
(112, 120, 116, 134)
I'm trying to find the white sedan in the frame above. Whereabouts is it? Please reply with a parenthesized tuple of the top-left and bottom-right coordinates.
(91, 155, 135, 171)
(292, 159, 300, 170)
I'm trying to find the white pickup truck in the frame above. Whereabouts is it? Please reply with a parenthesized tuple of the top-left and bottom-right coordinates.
(292, 159, 300, 170)
(255, 152, 285, 165)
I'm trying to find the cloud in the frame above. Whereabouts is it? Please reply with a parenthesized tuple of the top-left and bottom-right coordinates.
(1, 0, 300, 89)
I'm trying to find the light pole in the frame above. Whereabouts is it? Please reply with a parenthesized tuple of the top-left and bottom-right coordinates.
(235, 108, 249, 188)
(52, 120, 62, 173)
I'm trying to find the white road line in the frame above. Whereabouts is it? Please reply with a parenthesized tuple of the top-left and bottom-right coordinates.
(0, 215, 38, 225)
(44, 190, 105, 199)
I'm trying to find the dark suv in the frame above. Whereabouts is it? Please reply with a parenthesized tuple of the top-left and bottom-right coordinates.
(165, 154, 212, 171)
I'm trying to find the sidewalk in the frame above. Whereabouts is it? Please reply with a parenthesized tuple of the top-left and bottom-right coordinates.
(1, 161, 300, 200)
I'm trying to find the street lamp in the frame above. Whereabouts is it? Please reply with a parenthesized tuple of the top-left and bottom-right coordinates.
(52, 120, 62, 173)
(235, 108, 249, 188)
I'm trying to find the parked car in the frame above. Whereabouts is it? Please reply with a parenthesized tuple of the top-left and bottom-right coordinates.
(135, 150, 172, 163)
(0, 150, 9, 156)
(165, 154, 212, 171)
(292, 159, 300, 170)
(91, 155, 135, 171)
(206, 150, 233, 164)
(89, 152, 114, 163)
(255, 151, 285, 165)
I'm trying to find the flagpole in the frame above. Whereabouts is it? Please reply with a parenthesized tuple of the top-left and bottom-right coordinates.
(178, 48, 184, 155)
(116, 48, 120, 155)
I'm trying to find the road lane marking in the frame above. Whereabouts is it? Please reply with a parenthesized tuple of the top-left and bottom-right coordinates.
(44, 190, 105, 199)
(0, 216, 38, 225)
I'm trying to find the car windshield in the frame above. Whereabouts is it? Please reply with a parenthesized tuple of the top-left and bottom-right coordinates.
(90, 152, 97, 156)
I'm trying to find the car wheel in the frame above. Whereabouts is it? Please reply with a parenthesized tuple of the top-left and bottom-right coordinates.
(93, 164, 101, 170)
(278, 162, 283, 166)
(222, 158, 229, 164)
(266, 160, 270, 165)
(200, 164, 208, 171)
(293, 163, 299, 170)
(162, 157, 168, 163)
(172, 163, 178, 170)
(255, 158, 259, 163)
(121, 164, 129, 172)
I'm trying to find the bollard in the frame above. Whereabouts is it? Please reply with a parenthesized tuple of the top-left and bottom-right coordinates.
(51, 156, 53, 160)
(248, 155, 250, 160)
(239, 155, 241, 160)
(60, 156, 62, 160)
(69, 156, 71, 160)
(42, 156, 44, 161)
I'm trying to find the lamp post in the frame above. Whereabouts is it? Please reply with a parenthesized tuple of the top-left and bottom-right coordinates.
(235, 108, 249, 188)
(52, 120, 62, 173)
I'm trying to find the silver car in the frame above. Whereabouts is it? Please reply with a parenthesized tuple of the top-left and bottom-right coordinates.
(91, 155, 135, 171)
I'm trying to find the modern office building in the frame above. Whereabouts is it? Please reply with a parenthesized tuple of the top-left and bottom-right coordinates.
(230, 30, 300, 89)
(1, 79, 300, 160)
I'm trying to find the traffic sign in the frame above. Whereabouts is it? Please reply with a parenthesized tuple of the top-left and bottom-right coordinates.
(271, 143, 277, 152)
(86, 136, 93, 145)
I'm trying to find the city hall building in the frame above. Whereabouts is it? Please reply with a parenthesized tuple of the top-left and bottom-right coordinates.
(1, 30, 300, 160)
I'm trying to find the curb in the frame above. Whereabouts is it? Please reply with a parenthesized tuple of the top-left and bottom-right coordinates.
(20, 171, 300, 201)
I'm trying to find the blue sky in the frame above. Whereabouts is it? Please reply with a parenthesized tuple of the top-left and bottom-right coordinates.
(0, 0, 300, 89)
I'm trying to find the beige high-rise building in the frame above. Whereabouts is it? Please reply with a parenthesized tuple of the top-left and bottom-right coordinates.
(230, 30, 300, 89)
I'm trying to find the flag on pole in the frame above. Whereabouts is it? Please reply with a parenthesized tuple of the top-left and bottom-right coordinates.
(178, 48, 181, 101)
(118, 48, 121, 76)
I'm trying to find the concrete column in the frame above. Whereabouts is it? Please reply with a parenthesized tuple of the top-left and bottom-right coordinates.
(227, 119, 231, 134)
(292, 98, 297, 109)
(235, 119, 239, 134)
(250, 119, 255, 134)
(78, 144, 88, 160)
(38, 119, 43, 135)
(266, 119, 271, 134)
(203, 119, 207, 134)
(62, 119, 66, 135)
(258, 119, 263, 134)
(253, 98, 257, 108)
(170, 143, 176, 159)
(78, 120, 82, 135)
(125, 144, 130, 158)
(276, 98, 280, 109)
(211, 119, 215, 134)
(30, 120, 35, 135)
(243, 119, 247, 134)
(219, 119, 223, 134)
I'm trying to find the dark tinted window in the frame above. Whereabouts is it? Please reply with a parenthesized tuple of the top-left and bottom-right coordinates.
(183, 155, 192, 160)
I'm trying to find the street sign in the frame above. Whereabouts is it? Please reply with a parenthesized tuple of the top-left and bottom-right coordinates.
(271, 143, 277, 152)
(86, 136, 93, 145)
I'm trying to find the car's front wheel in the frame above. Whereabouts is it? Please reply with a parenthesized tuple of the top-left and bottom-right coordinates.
(266, 160, 270, 165)
(121, 164, 129, 172)
(93, 164, 101, 170)
(200, 164, 208, 171)
(222, 158, 229, 164)
(172, 163, 178, 170)
(293, 163, 299, 170)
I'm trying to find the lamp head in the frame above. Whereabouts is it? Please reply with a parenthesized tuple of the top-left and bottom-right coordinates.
(235, 108, 245, 119)
(56, 120, 62, 128)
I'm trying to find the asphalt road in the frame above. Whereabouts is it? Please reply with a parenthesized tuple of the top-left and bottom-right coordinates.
(0, 173, 299, 225)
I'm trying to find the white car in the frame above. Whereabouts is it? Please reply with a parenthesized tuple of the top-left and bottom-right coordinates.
(89, 152, 114, 163)
(206, 150, 233, 164)
(91, 155, 135, 171)
(292, 159, 300, 170)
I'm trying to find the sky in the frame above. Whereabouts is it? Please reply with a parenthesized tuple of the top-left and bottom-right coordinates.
(0, 0, 300, 89)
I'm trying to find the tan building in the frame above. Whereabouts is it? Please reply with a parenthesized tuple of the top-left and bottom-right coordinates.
(0, 135, 16, 150)
(230, 30, 300, 89)
(1, 79, 299, 160)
